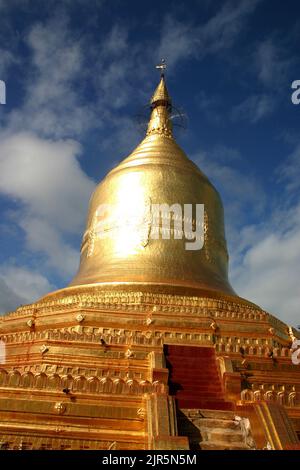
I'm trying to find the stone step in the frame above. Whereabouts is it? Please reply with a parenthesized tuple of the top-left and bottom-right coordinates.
(180, 409, 237, 420)
(177, 407, 253, 451)
(178, 417, 239, 430)
(200, 441, 250, 451)
(201, 428, 245, 444)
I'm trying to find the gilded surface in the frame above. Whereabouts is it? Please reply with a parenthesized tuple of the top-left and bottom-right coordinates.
(0, 75, 299, 450)
(69, 75, 233, 295)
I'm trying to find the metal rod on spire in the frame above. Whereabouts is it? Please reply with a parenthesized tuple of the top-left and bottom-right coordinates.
(156, 58, 167, 77)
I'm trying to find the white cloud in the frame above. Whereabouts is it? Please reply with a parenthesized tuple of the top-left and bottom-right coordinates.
(92, 24, 152, 112)
(255, 38, 292, 87)
(200, 0, 261, 53)
(0, 132, 95, 233)
(0, 49, 16, 76)
(231, 94, 275, 123)
(196, 91, 224, 125)
(277, 143, 300, 192)
(0, 265, 53, 314)
(232, 218, 300, 325)
(193, 150, 266, 240)
(193, 145, 300, 326)
(6, 16, 97, 138)
(0, 131, 95, 281)
(158, 0, 261, 69)
(19, 216, 79, 277)
(230, 37, 294, 124)
(0, 16, 138, 314)
(157, 16, 196, 69)
(0, 15, 105, 314)
(0, 277, 25, 314)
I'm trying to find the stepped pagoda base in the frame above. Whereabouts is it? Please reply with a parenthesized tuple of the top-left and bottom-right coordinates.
(1, 285, 300, 450)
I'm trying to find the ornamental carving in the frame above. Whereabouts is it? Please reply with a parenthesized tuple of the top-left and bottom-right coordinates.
(54, 402, 66, 415)
(137, 408, 145, 420)
(0, 368, 166, 395)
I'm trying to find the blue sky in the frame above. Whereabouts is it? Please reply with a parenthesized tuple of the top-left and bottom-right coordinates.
(0, 0, 300, 326)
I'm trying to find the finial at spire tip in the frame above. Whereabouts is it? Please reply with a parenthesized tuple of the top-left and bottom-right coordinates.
(155, 58, 167, 77)
(147, 62, 173, 138)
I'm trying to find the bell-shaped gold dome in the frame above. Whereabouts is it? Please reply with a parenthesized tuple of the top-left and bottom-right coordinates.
(70, 76, 236, 296)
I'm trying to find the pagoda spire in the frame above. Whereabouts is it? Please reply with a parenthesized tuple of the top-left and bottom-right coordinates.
(147, 61, 172, 138)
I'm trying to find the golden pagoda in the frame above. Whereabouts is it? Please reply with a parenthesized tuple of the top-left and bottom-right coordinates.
(1, 70, 300, 451)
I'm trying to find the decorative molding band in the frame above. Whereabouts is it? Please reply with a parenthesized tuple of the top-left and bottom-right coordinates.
(0, 368, 166, 395)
